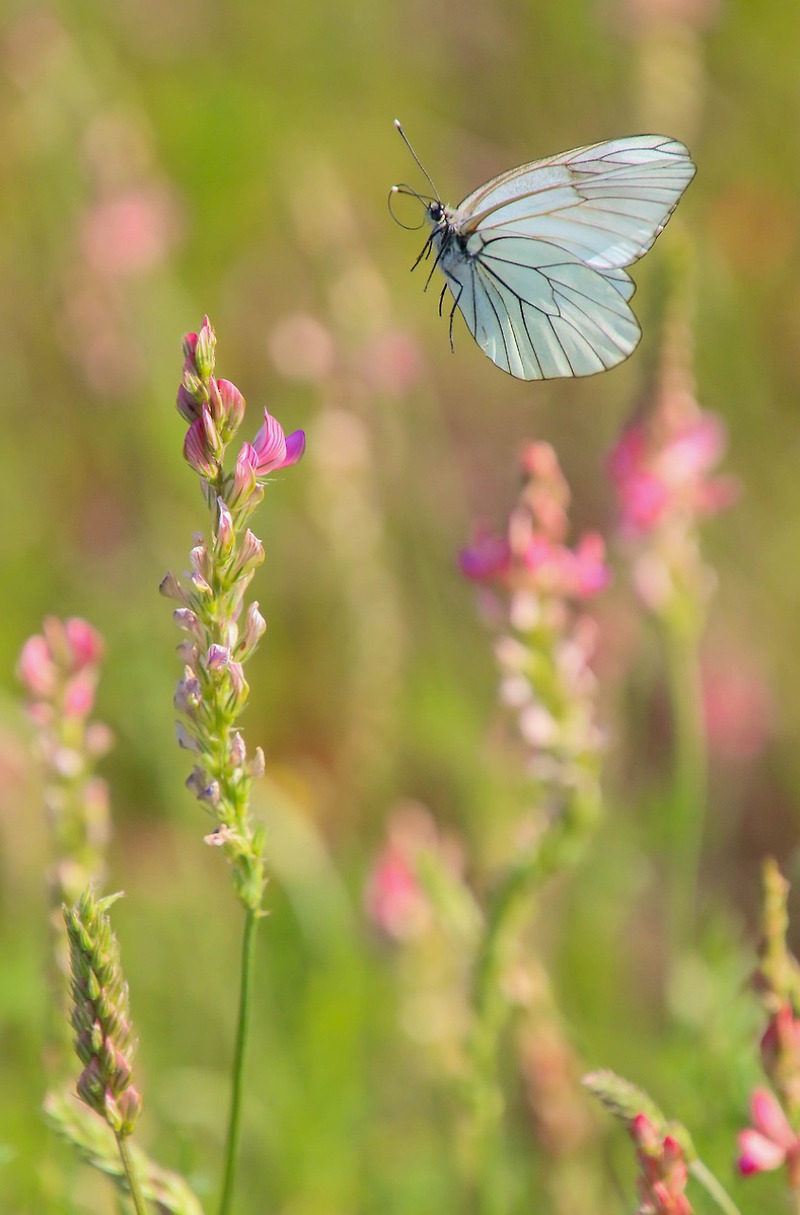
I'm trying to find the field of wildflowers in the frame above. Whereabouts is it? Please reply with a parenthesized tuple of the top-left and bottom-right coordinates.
(3, 1, 800, 1212)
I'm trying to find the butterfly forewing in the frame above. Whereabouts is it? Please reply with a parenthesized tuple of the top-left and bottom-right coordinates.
(457, 136, 695, 272)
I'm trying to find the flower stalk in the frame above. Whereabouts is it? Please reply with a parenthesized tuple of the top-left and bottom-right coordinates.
(460, 443, 607, 1211)
(737, 861, 800, 1212)
(163, 317, 304, 1215)
(609, 332, 737, 970)
(17, 616, 112, 1057)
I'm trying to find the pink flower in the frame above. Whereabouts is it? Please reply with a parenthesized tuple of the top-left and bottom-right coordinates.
(631, 1115, 694, 1214)
(80, 183, 180, 278)
(460, 443, 608, 602)
(609, 411, 738, 538)
(63, 618, 104, 669)
(364, 805, 443, 942)
(245, 409, 306, 477)
(701, 651, 773, 762)
(17, 635, 58, 698)
(17, 618, 104, 708)
(459, 529, 511, 582)
(365, 844, 428, 942)
(738, 1088, 800, 1178)
(459, 528, 608, 601)
(183, 415, 216, 478)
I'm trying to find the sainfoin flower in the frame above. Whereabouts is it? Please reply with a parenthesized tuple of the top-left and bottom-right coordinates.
(631, 1114, 693, 1214)
(738, 1088, 800, 1181)
(609, 405, 738, 539)
(460, 443, 610, 602)
(460, 441, 606, 829)
(17, 617, 112, 916)
(240, 408, 306, 476)
(365, 805, 438, 941)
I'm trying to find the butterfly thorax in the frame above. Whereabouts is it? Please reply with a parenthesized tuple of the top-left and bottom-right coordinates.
(427, 200, 470, 266)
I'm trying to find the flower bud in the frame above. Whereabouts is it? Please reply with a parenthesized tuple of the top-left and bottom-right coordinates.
(249, 747, 266, 779)
(159, 571, 189, 604)
(183, 416, 216, 478)
(236, 601, 267, 661)
(173, 608, 202, 638)
(216, 498, 234, 555)
(230, 529, 265, 581)
(217, 378, 246, 436)
(195, 316, 216, 380)
(230, 732, 247, 769)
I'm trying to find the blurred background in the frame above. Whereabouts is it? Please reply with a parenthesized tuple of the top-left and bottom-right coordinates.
(2, 0, 800, 1210)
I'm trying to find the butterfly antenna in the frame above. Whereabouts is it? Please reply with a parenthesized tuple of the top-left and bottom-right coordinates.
(394, 119, 440, 201)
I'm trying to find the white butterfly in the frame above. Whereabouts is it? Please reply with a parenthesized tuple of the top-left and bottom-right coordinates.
(391, 121, 695, 380)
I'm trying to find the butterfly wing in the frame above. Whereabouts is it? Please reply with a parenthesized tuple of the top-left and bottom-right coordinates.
(456, 135, 696, 270)
(441, 234, 640, 379)
(438, 135, 694, 378)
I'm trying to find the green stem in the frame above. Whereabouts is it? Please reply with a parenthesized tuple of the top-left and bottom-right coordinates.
(467, 819, 589, 1214)
(116, 1133, 149, 1215)
(663, 619, 707, 967)
(468, 865, 531, 1215)
(217, 907, 258, 1215)
(689, 1159, 743, 1215)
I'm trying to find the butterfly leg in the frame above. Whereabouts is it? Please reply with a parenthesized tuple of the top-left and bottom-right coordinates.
(410, 234, 434, 274)
(447, 286, 461, 353)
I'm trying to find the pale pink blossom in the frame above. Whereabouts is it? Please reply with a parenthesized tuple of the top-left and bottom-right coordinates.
(460, 528, 608, 601)
(18, 618, 104, 717)
(609, 413, 738, 538)
(80, 183, 180, 278)
(17, 635, 58, 698)
(701, 652, 773, 761)
(365, 805, 441, 942)
(737, 1088, 800, 1179)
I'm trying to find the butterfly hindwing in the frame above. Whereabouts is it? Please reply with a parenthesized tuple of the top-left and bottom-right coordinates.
(441, 234, 641, 379)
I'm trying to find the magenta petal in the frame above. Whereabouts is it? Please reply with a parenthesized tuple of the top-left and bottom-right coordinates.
(283, 429, 306, 467)
(459, 534, 510, 582)
(251, 410, 287, 472)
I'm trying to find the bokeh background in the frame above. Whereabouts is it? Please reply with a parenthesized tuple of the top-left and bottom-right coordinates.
(2, 0, 800, 1210)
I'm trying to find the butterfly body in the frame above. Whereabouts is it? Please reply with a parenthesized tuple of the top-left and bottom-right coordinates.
(394, 130, 696, 380)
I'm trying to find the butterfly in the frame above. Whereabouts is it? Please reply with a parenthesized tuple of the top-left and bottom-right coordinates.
(390, 121, 695, 380)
